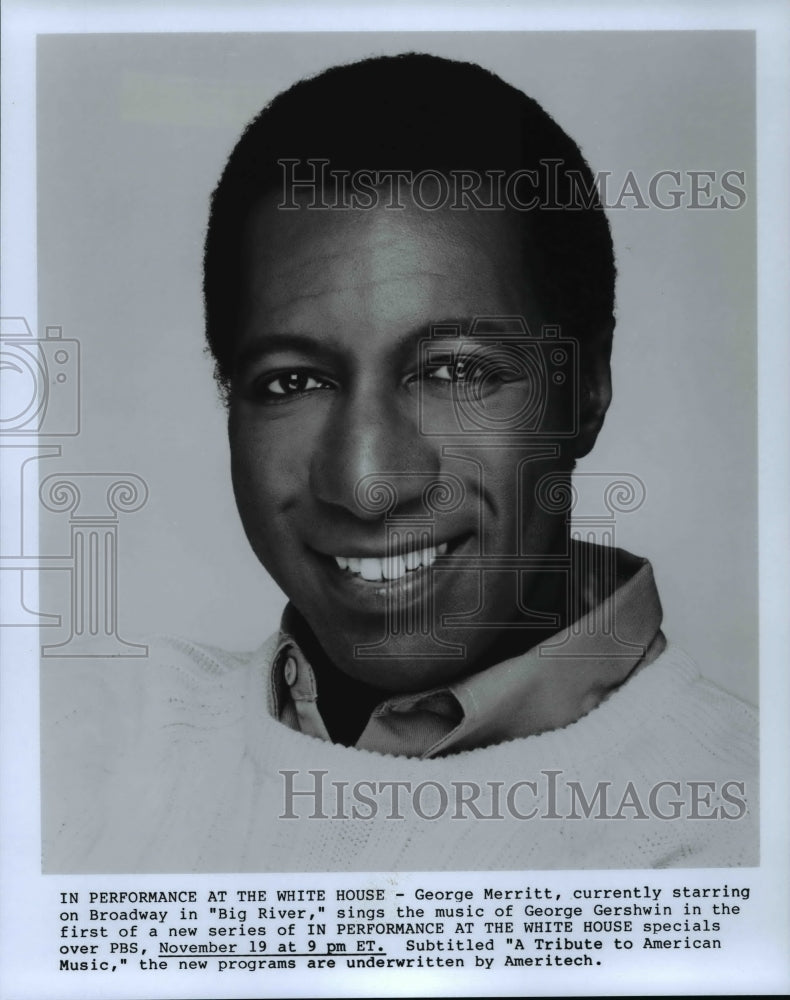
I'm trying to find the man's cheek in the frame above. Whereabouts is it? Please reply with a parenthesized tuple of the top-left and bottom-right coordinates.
(231, 426, 297, 495)
(230, 453, 282, 546)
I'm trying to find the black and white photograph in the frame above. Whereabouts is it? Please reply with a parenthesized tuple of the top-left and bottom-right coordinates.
(1, 2, 788, 997)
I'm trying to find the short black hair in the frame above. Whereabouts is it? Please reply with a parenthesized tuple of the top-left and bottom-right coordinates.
(203, 52, 616, 393)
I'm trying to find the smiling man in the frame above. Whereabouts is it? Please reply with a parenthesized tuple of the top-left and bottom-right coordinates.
(44, 53, 757, 872)
(205, 54, 621, 750)
(226, 193, 591, 745)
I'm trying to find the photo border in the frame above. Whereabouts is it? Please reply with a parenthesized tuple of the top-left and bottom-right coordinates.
(2, 2, 788, 997)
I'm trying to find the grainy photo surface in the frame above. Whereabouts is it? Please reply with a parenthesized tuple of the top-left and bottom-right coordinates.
(35, 29, 759, 874)
(1, 6, 788, 999)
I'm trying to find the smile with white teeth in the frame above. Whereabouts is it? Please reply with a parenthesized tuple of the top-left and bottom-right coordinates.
(333, 542, 448, 582)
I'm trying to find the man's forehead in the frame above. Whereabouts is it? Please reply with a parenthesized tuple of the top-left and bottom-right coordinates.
(235, 194, 537, 341)
(249, 185, 521, 244)
(241, 190, 527, 291)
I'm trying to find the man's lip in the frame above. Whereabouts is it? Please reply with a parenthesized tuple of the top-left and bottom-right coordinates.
(309, 532, 470, 560)
(307, 532, 474, 609)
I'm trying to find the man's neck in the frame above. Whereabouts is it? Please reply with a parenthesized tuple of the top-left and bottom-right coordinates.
(286, 611, 387, 745)
(285, 559, 578, 747)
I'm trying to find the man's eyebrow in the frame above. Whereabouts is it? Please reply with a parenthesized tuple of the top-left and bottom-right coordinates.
(232, 317, 529, 374)
(232, 332, 344, 373)
(410, 316, 531, 348)
(427, 316, 532, 337)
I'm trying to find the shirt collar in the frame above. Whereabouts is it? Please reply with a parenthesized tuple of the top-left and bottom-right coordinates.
(268, 540, 664, 758)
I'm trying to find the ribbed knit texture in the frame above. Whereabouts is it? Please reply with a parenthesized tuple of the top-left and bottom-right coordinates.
(42, 636, 758, 873)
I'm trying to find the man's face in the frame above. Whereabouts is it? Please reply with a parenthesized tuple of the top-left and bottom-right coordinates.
(228, 195, 577, 692)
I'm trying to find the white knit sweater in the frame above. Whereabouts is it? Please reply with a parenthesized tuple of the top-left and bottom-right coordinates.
(42, 636, 758, 873)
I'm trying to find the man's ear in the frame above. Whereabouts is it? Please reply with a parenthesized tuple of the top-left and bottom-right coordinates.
(572, 321, 614, 460)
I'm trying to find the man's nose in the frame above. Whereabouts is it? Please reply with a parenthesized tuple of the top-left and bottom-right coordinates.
(309, 388, 439, 520)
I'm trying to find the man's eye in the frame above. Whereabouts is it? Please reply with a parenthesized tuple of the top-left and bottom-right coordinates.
(423, 354, 524, 392)
(424, 359, 471, 383)
(255, 371, 332, 399)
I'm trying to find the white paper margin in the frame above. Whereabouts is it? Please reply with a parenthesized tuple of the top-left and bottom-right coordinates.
(1, 2, 788, 997)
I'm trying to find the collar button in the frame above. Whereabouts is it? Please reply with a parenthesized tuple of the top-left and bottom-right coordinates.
(283, 657, 298, 687)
